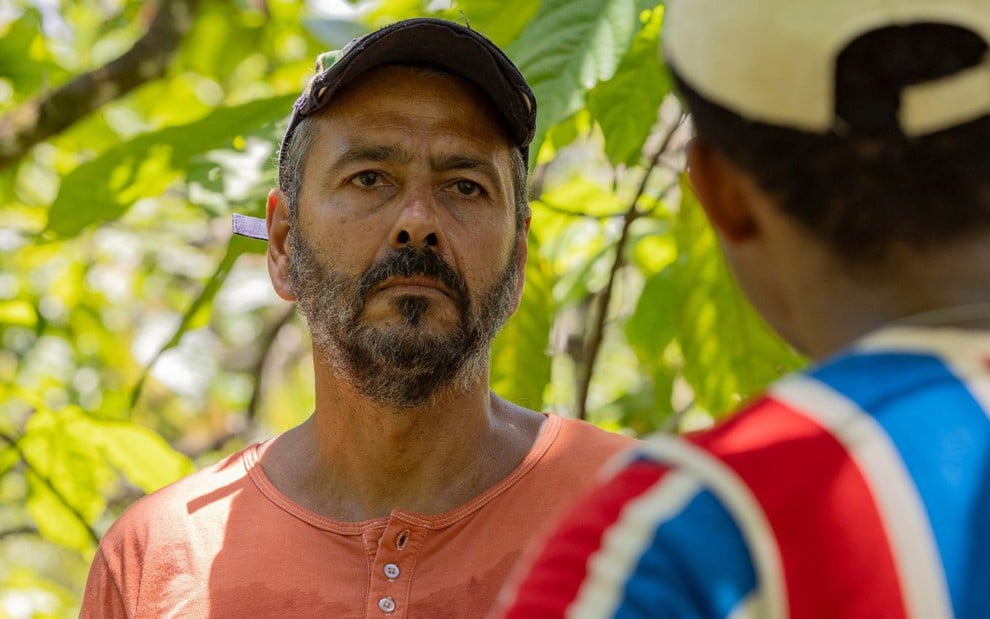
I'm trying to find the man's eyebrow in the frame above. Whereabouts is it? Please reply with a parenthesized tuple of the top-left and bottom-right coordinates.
(432, 153, 501, 184)
(327, 144, 411, 175)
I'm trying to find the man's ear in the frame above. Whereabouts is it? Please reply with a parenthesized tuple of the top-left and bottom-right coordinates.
(267, 188, 297, 301)
(686, 138, 758, 243)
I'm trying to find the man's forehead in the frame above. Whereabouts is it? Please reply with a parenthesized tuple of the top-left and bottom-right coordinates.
(311, 65, 516, 144)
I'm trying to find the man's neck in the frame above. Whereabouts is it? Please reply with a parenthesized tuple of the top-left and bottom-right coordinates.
(260, 366, 544, 522)
(787, 235, 990, 360)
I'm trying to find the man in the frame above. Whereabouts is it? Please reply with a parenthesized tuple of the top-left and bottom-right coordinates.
(499, 1, 990, 617)
(80, 18, 633, 618)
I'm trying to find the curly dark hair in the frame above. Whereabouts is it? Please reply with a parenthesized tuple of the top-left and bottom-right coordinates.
(674, 23, 990, 264)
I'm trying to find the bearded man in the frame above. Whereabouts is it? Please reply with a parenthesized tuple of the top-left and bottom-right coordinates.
(80, 18, 633, 618)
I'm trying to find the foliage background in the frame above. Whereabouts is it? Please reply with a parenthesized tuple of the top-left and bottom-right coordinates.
(0, 0, 804, 615)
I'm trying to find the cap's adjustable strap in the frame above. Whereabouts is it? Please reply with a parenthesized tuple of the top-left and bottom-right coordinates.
(900, 52, 990, 136)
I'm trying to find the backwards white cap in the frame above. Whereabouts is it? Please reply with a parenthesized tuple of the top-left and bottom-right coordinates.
(662, 0, 990, 136)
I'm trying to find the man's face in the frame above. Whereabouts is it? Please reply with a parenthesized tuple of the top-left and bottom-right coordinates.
(283, 65, 526, 407)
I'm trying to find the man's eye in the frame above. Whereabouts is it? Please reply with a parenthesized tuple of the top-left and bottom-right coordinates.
(454, 180, 481, 197)
(351, 171, 383, 187)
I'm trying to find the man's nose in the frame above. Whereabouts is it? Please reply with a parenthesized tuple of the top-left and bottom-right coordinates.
(389, 186, 443, 250)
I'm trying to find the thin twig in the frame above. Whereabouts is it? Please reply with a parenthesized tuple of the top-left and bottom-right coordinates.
(661, 398, 696, 434)
(576, 115, 687, 421)
(246, 304, 296, 421)
(0, 525, 40, 540)
(537, 199, 631, 220)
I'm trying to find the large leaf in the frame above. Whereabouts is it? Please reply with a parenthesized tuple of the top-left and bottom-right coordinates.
(672, 178, 805, 415)
(91, 420, 194, 493)
(626, 263, 679, 366)
(0, 9, 62, 101)
(507, 0, 641, 164)
(21, 405, 193, 551)
(45, 94, 297, 239)
(587, 6, 671, 166)
(439, 0, 543, 47)
(490, 238, 555, 411)
(22, 407, 114, 552)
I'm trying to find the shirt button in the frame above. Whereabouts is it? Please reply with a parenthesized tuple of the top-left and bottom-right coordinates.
(378, 596, 396, 614)
(384, 563, 400, 580)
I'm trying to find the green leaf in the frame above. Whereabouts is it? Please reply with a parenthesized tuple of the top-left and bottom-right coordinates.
(91, 421, 194, 493)
(0, 9, 60, 100)
(507, 0, 641, 165)
(607, 386, 667, 437)
(626, 263, 679, 364)
(587, 6, 671, 166)
(178, 3, 267, 82)
(672, 177, 805, 415)
(45, 94, 297, 239)
(22, 407, 112, 552)
(490, 238, 555, 410)
(440, 0, 543, 47)
(25, 470, 97, 552)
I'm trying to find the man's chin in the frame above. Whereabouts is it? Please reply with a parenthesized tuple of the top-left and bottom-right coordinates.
(380, 296, 460, 327)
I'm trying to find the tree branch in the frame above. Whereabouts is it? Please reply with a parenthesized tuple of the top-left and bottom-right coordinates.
(575, 115, 686, 421)
(0, 525, 40, 540)
(0, 0, 200, 169)
(246, 305, 297, 422)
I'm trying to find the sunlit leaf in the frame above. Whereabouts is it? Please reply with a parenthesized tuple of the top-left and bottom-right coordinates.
(440, 0, 543, 47)
(507, 0, 641, 164)
(92, 421, 194, 493)
(587, 6, 670, 166)
(626, 263, 679, 365)
(0, 300, 38, 327)
(490, 238, 555, 410)
(672, 177, 805, 415)
(22, 407, 112, 552)
(46, 94, 297, 239)
(0, 8, 61, 102)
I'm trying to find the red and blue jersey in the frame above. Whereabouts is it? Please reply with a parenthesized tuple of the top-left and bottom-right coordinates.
(499, 326, 990, 618)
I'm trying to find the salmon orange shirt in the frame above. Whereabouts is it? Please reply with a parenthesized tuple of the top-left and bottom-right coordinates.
(81, 414, 633, 618)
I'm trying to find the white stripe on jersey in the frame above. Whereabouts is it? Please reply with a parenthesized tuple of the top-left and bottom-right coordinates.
(567, 471, 701, 619)
(857, 326, 990, 418)
(595, 435, 789, 619)
(769, 375, 953, 619)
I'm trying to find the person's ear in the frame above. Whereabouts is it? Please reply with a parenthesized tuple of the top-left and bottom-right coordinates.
(267, 189, 297, 301)
(686, 138, 758, 243)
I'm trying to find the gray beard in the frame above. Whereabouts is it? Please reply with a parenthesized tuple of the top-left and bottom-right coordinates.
(287, 228, 519, 408)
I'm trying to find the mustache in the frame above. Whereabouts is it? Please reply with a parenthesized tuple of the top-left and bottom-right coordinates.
(355, 247, 468, 304)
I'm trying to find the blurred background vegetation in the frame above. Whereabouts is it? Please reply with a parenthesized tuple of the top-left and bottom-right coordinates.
(0, 0, 804, 615)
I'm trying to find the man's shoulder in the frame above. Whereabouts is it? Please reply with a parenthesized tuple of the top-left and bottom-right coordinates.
(552, 414, 637, 451)
(99, 444, 258, 548)
(520, 414, 637, 487)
